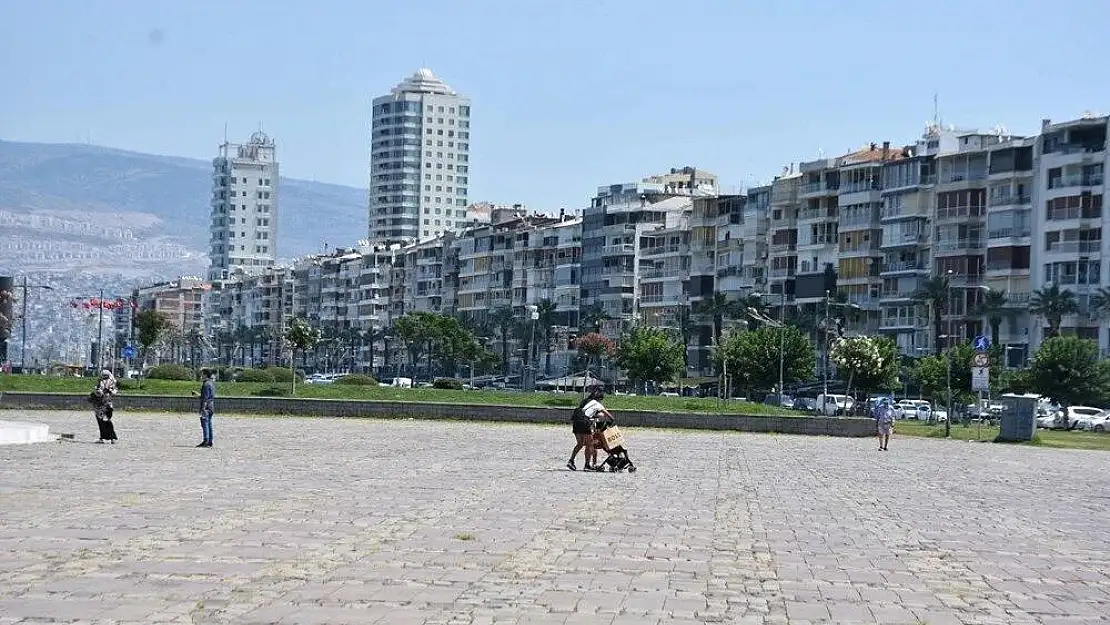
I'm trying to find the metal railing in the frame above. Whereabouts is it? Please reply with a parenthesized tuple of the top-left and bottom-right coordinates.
(881, 261, 927, 272)
(1046, 241, 1102, 254)
(936, 205, 987, 221)
(1048, 174, 1104, 189)
(987, 227, 1031, 239)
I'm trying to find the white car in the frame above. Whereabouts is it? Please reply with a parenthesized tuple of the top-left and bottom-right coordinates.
(1054, 406, 1102, 430)
(1075, 408, 1108, 431)
(1087, 413, 1110, 433)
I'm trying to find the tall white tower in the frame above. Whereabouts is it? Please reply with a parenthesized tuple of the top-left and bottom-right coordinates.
(368, 69, 471, 243)
(208, 131, 279, 281)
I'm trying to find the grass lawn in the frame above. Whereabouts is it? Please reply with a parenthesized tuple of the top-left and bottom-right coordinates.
(893, 420, 1110, 451)
(0, 374, 798, 416)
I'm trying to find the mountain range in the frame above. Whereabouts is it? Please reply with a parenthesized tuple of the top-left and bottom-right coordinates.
(0, 139, 368, 277)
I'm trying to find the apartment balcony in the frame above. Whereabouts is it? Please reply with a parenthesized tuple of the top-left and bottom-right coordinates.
(987, 227, 1032, 242)
(880, 206, 929, 222)
(601, 243, 636, 256)
(988, 195, 1032, 209)
(985, 260, 1030, 275)
(641, 244, 686, 257)
(839, 245, 879, 258)
(839, 180, 882, 195)
(880, 289, 920, 301)
(935, 205, 987, 223)
(800, 181, 837, 196)
(639, 293, 688, 305)
(934, 238, 985, 255)
(839, 217, 876, 232)
(1004, 292, 1032, 308)
(770, 242, 798, 252)
(880, 261, 928, 275)
(938, 171, 988, 185)
(1046, 241, 1102, 254)
(639, 267, 686, 280)
(1048, 174, 1105, 190)
(797, 237, 837, 249)
(798, 209, 836, 222)
(769, 268, 796, 278)
(880, 232, 926, 248)
(847, 294, 881, 311)
(880, 316, 926, 330)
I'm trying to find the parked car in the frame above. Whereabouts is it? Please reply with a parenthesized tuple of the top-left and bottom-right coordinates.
(1075, 408, 1108, 431)
(1054, 406, 1103, 430)
(1087, 412, 1110, 433)
(763, 394, 794, 409)
(815, 393, 854, 416)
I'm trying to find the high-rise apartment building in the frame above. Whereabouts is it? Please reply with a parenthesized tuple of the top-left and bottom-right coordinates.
(207, 131, 278, 281)
(369, 69, 471, 244)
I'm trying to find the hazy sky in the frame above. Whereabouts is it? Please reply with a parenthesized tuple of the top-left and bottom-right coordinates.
(3, 0, 1109, 208)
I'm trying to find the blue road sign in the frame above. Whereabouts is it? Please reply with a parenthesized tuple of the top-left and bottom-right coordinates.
(973, 335, 990, 351)
(122, 344, 137, 359)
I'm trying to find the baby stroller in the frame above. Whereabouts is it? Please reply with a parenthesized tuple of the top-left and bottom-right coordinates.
(594, 414, 636, 473)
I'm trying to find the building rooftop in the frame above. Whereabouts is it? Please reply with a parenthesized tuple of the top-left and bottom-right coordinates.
(391, 68, 459, 96)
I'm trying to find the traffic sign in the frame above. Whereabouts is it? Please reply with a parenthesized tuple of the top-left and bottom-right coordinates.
(121, 344, 137, 359)
(973, 335, 991, 351)
(971, 366, 990, 391)
(972, 353, 990, 367)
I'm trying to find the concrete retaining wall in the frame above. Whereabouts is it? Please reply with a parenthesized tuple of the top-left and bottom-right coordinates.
(0, 392, 878, 437)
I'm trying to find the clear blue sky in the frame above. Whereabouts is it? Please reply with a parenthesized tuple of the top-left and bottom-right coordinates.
(3, 0, 1109, 208)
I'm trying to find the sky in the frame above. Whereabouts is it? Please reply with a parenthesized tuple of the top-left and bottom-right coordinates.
(3, 0, 1110, 209)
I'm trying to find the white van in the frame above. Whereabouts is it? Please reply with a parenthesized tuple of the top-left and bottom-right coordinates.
(815, 393, 854, 416)
(391, 377, 413, 388)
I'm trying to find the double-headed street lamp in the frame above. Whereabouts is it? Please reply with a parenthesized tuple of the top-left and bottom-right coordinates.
(19, 278, 53, 371)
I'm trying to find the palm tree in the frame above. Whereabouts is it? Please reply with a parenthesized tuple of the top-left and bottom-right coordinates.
(1089, 286, 1110, 319)
(672, 304, 695, 370)
(580, 303, 609, 333)
(535, 299, 559, 376)
(913, 276, 951, 353)
(1030, 284, 1078, 338)
(974, 289, 1009, 349)
(694, 292, 739, 347)
(488, 306, 516, 376)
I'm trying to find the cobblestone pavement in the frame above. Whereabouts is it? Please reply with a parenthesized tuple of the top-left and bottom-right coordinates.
(1, 411, 1109, 625)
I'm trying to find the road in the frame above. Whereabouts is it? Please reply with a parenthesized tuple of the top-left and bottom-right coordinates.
(1, 411, 1108, 624)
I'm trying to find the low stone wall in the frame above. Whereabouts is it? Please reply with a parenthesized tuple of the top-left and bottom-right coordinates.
(0, 392, 878, 437)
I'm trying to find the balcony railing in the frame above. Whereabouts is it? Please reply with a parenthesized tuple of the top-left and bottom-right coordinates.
(936, 205, 987, 221)
(770, 242, 798, 251)
(987, 227, 1031, 240)
(640, 268, 685, 279)
(939, 171, 988, 184)
(801, 181, 836, 194)
(798, 209, 836, 221)
(641, 244, 685, 256)
(880, 317, 926, 329)
(881, 290, 920, 300)
(601, 244, 635, 255)
(881, 261, 927, 273)
(1046, 241, 1102, 254)
(840, 180, 881, 194)
(935, 238, 985, 252)
(769, 268, 796, 278)
(1048, 174, 1104, 189)
(986, 260, 1031, 272)
(989, 195, 1032, 207)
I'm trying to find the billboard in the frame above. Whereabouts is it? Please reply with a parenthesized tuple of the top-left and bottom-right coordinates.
(0, 276, 13, 362)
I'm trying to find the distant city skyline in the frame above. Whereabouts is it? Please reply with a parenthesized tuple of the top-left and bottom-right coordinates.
(3, 1, 1110, 211)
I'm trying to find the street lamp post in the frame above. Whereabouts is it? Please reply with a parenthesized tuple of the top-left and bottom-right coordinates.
(19, 277, 53, 372)
(752, 289, 787, 401)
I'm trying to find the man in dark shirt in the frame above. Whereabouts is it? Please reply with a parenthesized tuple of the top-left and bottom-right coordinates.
(197, 369, 216, 448)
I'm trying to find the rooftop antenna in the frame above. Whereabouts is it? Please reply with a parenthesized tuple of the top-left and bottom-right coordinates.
(933, 90, 941, 127)
(223, 122, 228, 144)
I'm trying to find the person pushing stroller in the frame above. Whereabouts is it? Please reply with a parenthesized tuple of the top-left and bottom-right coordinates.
(568, 385, 612, 471)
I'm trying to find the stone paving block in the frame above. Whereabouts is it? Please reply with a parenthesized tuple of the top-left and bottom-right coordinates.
(0, 411, 1108, 625)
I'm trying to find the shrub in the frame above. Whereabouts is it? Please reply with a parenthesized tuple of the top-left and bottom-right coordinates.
(267, 367, 297, 383)
(147, 364, 193, 381)
(236, 368, 274, 383)
(335, 374, 378, 386)
(433, 377, 464, 390)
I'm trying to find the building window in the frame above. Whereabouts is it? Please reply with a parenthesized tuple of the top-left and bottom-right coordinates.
(435, 197, 441, 203)
(425, 185, 431, 191)
(425, 151, 432, 157)
(437, 129, 443, 136)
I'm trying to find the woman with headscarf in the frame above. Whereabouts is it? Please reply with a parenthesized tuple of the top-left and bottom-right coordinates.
(91, 369, 118, 444)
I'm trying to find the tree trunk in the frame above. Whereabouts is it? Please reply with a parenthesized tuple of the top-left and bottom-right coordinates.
(989, 319, 1001, 350)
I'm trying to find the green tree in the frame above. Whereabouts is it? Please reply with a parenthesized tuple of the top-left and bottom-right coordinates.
(717, 326, 815, 396)
(1089, 286, 1110, 320)
(488, 306, 516, 376)
(913, 276, 951, 354)
(1028, 336, 1110, 408)
(913, 343, 974, 408)
(1030, 284, 1079, 338)
(694, 292, 739, 348)
(616, 326, 685, 392)
(974, 289, 1009, 349)
(829, 335, 899, 396)
(284, 317, 321, 395)
(134, 309, 168, 384)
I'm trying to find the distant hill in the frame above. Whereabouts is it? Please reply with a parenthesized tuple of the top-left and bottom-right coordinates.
(0, 139, 367, 276)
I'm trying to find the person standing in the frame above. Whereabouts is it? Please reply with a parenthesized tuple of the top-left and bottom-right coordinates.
(876, 398, 895, 451)
(91, 370, 118, 444)
(197, 368, 215, 447)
